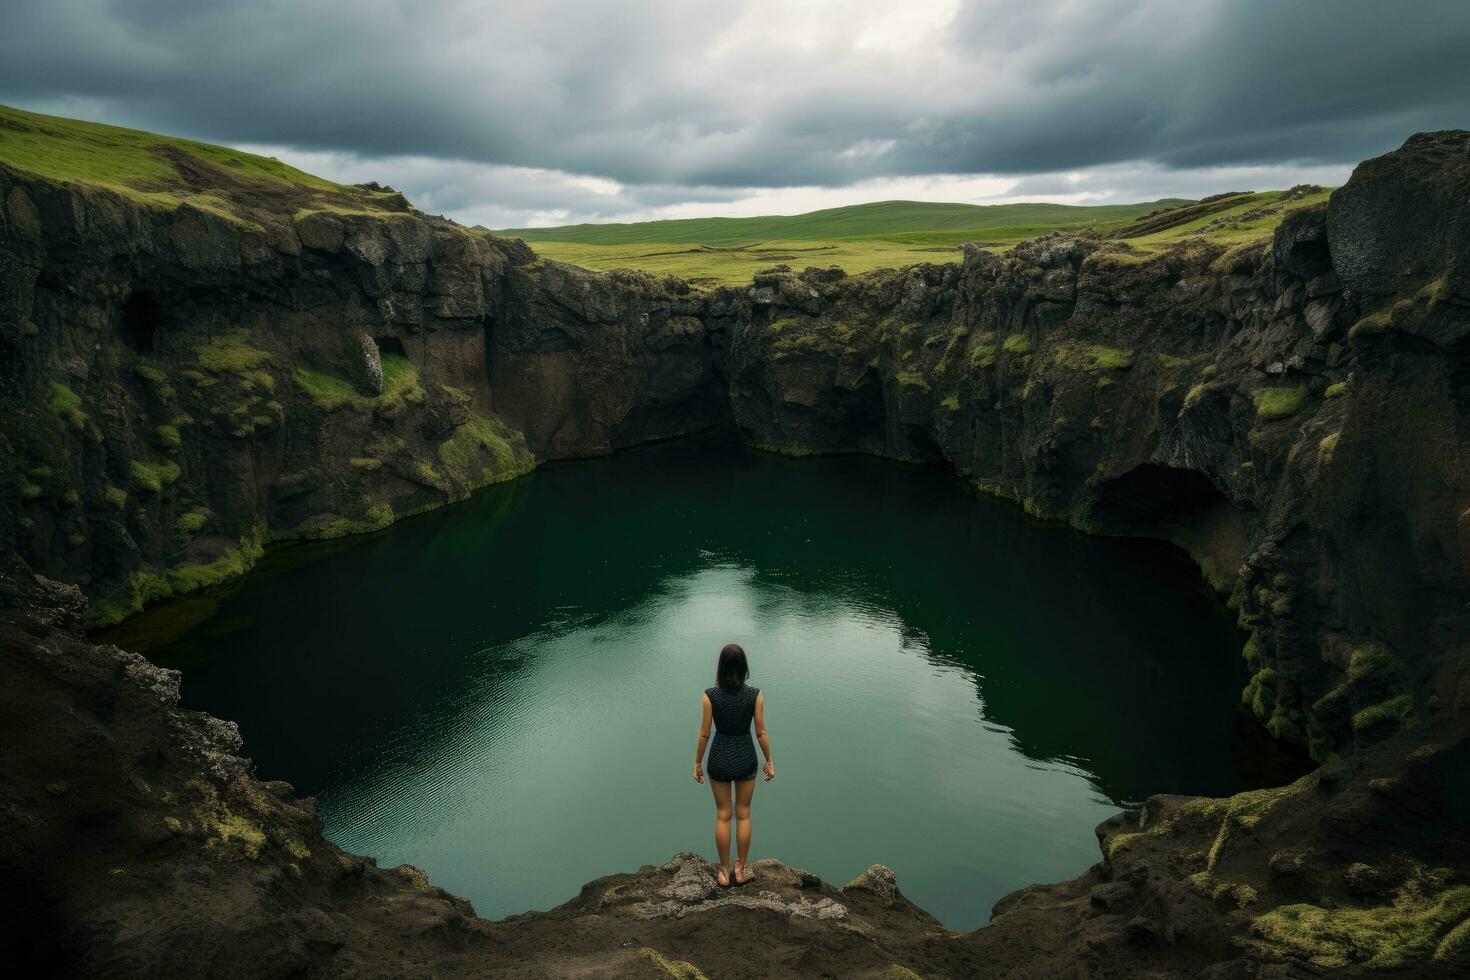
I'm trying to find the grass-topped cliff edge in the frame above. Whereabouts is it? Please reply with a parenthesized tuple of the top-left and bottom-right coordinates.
(0, 104, 415, 228)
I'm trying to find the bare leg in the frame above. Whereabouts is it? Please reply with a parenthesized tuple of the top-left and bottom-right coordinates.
(710, 779, 733, 884)
(733, 778, 756, 882)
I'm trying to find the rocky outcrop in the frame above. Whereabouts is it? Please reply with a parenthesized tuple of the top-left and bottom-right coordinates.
(0, 171, 731, 625)
(3, 131, 1470, 976)
(0, 567, 955, 978)
(5, 556, 1467, 977)
(723, 134, 1470, 767)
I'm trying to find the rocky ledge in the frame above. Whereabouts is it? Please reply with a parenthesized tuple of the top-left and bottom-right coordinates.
(5, 558, 1466, 978)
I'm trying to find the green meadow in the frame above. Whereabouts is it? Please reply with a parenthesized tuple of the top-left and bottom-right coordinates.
(498, 200, 1179, 284)
(503, 192, 1333, 285)
(0, 104, 339, 193)
(492, 199, 1185, 246)
(0, 104, 406, 224)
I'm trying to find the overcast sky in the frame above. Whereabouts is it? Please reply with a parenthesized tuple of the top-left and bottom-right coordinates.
(3, 0, 1468, 227)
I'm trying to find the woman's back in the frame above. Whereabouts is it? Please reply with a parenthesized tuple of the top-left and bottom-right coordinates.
(705, 683, 758, 735)
(693, 643, 773, 888)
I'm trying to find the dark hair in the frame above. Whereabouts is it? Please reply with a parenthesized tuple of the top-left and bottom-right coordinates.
(716, 643, 749, 691)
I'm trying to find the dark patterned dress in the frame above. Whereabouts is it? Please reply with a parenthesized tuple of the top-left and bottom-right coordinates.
(704, 684, 760, 782)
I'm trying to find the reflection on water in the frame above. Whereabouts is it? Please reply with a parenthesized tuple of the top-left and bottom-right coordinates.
(113, 439, 1298, 929)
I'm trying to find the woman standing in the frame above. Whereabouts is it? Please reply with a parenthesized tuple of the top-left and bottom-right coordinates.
(692, 643, 775, 887)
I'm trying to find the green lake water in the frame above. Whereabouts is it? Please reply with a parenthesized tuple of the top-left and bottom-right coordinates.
(115, 440, 1296, 929)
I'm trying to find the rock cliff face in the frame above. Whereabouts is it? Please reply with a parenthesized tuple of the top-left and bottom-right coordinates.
(724, 136, 1470, 767)
(3, 132, 1469, 977)
(0, 164, 732, 625)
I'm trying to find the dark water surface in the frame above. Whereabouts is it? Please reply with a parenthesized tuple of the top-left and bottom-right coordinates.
(115, 441, 1289, 929)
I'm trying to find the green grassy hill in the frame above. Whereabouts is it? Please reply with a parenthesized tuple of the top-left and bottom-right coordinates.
(493, 199, 1189, 247)
(0, 104, 411, 225)
(0, 104, 1333, 286)
(505, 188, 1337, 284)
(494, 198, 1222, 284)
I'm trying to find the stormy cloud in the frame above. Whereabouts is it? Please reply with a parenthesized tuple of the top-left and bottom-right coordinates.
(3, 0, 1467, 225)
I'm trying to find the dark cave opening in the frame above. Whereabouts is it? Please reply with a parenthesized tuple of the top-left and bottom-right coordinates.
(120, 292, 161, 354)
(1090, 464, 1249, 591)
(1091, 464, 1230, 527)
(1283, 237, 1331, 278)
(374, 335, 408, 358)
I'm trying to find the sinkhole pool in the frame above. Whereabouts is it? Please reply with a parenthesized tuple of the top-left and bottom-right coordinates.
(111, 440, 1298, 930)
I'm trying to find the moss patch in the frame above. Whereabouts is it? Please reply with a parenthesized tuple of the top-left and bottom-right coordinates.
(1053, 343, 1133, 372)
(155, 423, 183, 450)
(1352, 693, 1416, 734)
(1349, 311, 1391, 337)
(293, 366, 359, 410)
(177, 510, 211, 535)
(294, 354, 423, 412)
(1243, 667, 1279, 720)
(129, 459, 182, 493)
(380, 355, 424, 404)
(1179, 783, 1299, 826)
(1438, 917, 1470, 960)
(1250, 883, 1470, 970)
(196, 333, 270, 375)
(435, 415, 534, 489)
(47, 381, 88, 428)
(107, 527, 269, 627)
(969, 343, 998, 370)
(293, 367, 359, 410)
(185, 779, 267, 860)
(1253, 386, 1309, 420)
(1347, 644, 1401, 686)
(1002, 333, 1032, 356)
(290, 504, 396, 540)
(637, 947, 708, 980)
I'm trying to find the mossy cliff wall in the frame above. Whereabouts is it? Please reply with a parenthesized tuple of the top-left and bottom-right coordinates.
(3, 133, 1467, 761)
(723, 136, 1470, 766)
(2, 131, 1469, 978)
(0, 170, 729, 625)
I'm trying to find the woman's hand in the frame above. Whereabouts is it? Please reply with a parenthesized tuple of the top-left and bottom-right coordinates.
(692, 762, 704, 784)
(763, 761, 775, 782)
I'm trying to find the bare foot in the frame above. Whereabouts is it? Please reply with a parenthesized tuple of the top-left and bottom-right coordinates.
(734, 860, 751, 885)
(715, 864, 731, 887)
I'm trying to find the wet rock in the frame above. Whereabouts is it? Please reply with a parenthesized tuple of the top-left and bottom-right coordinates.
(844, 864, 900, 902)
(358, 334, 384, 394)
(1328, 130, 1470, 303)
(1273, 204, 1331, 280)
(1305, 272, 1341, 297)
(621, 853, 854, 924)
(294, 211, 345, 253)
(1088, 880, 1135, 910)
(1304, 296, 1342, 338)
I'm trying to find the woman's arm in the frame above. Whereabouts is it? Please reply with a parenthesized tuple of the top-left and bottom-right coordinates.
(755, 692, 774, 781)
(692, 693, 712, 783)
